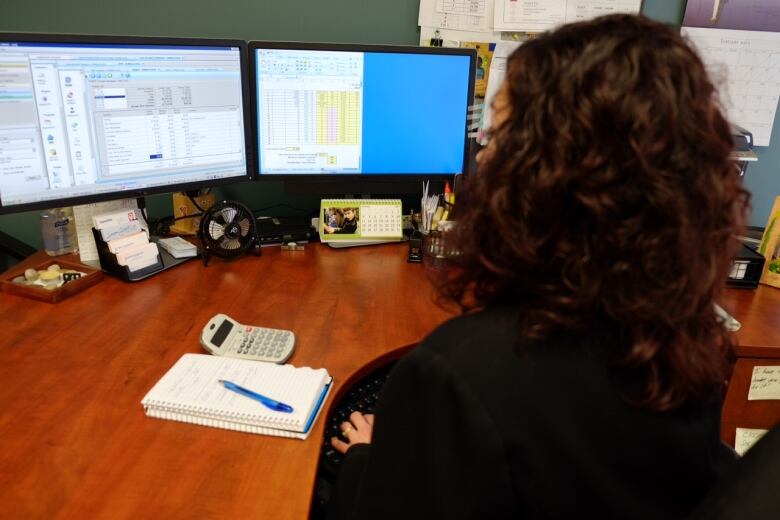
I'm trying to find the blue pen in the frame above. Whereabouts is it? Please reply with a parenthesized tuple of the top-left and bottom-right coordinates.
(218, 379, 294, 413)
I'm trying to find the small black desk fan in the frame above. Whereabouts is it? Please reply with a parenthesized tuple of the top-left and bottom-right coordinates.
(198, 200, 261, 266)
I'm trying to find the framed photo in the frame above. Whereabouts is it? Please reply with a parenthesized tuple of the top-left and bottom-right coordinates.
(321, 204, 360, 237)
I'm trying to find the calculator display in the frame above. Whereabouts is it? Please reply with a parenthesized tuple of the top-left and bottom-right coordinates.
(211, 320, 234, 348)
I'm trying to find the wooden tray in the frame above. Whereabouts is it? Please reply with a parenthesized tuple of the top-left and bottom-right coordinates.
(0, 256, 104, 303)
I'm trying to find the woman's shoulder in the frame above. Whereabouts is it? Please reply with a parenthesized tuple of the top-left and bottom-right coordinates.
(415, 306, 535, 375)
(423, 305, 521, 347)
(413, 305, 615, 390)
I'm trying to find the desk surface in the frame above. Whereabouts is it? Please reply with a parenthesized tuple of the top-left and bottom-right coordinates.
(2, 246, 778, 518)
(719, 284, 780, 443)
(721, 283, 780, 358)
(0, 244, 451, 519)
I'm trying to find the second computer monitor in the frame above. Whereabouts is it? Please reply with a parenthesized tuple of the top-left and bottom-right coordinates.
(249, 42, 475, 178)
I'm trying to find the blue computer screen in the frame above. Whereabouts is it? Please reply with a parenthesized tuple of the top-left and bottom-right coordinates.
(255, 48, 472, 175)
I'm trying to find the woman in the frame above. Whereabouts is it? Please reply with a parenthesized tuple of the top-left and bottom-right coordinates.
(328, 14, 747, 519)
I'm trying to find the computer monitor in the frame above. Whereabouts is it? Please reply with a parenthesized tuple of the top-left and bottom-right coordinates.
(249, 42, 475, 186)
(0, 34, 252, 215)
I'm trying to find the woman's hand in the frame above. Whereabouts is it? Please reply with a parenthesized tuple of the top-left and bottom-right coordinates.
(331, 411, 374, 454)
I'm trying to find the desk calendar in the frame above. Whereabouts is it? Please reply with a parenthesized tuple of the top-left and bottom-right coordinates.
(319, 199, 403, 244)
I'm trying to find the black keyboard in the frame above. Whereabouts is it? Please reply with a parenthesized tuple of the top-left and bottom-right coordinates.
(318, 361, 396, 479)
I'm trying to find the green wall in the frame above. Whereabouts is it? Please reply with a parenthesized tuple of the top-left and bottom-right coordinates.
(0, 0, 777, 255)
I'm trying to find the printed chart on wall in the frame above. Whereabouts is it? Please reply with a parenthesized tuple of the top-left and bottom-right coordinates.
(682, 0, 780, 146)
(418, 0, 642, 143)
(418, 0, 643, 42)
(493, 0, 642, 32)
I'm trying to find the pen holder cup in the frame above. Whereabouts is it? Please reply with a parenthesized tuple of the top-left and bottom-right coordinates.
(422, 224, 460, 272)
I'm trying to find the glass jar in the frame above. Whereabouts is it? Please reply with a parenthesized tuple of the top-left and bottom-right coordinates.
(41, 207, 79, 256)
(422, 220, 459, 271)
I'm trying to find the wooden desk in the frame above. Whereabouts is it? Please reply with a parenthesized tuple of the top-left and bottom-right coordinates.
(0, 244, 451, 519)
(721, 284, 780, 358)
(2, 246, 778, 517)
(720, 285, 780, 445)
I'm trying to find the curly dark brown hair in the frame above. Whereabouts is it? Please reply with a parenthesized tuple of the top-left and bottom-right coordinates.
(441, 14, 750, 411)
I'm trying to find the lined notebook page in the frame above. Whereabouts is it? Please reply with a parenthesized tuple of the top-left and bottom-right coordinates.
(142, 354, 330, 432)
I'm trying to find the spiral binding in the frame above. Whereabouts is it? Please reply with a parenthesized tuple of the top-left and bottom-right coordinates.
(145, 408, 300, 438)
(143, 400, 300, 430)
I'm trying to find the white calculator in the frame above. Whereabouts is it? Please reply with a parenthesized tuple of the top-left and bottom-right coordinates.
(200, 314, 296, 364)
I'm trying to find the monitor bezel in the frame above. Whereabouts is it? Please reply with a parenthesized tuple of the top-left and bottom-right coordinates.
(248, 40, 476, 183)
(0, 32, 254, 215)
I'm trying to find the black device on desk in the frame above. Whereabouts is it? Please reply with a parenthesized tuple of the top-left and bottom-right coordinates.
(727, 243, 765, 289)
(256, 215, 316, 245)
(407, 231, 423, 263)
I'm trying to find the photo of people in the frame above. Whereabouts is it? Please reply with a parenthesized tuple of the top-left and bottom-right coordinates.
(322, 206, 359, 234)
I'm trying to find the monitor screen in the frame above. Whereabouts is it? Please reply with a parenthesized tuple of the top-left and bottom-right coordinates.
(250, 43, 475, 177)
(0, 35, 251, 214)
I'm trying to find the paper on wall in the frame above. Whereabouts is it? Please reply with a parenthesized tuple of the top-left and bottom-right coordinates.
(478, 41, 522, 143)
(437, 0, 490, 17)
(682, 27, 780, 147)
(420, 0, 495, 33)
(494, 0, 567, 32)
(419, 26, 504, 47)
(493, 0, 641, 33)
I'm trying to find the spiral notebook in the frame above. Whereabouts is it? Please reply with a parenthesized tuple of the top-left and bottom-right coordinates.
(141, 354, 333, 439)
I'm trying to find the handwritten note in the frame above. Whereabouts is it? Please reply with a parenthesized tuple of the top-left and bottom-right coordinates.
(735, 427, 768, 455)
(748, 366, 780, 400)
